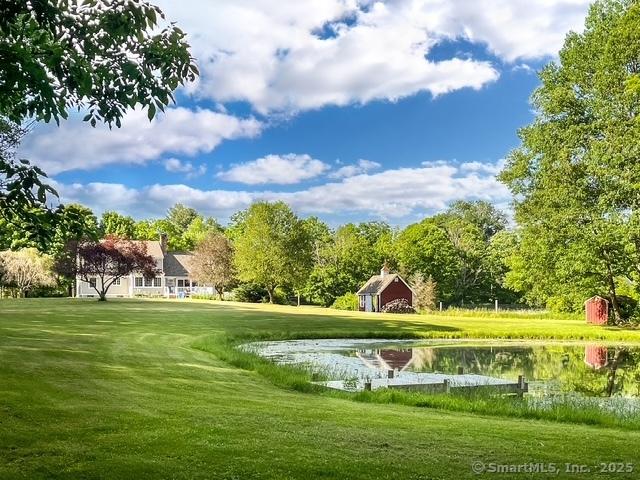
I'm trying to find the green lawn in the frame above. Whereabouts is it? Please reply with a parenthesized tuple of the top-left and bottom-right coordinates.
(2, 299, 640, 479)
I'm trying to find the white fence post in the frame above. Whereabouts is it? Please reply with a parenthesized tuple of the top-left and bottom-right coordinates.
(495, 299, 499, 312)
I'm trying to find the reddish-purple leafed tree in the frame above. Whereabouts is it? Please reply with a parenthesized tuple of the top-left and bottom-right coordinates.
(74, 236, 156, 301)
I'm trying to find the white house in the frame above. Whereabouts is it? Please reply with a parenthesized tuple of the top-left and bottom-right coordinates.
(76, 234, 214, 298)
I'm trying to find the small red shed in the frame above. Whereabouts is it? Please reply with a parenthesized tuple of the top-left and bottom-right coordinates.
(585, 296, 609, 325)
(357, 265, 414, 312)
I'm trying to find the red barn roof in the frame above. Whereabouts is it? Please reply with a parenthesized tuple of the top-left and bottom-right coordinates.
(357, 273, 414, 296)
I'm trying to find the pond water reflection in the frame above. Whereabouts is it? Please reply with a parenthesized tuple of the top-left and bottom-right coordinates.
(246, 339, 640, 398)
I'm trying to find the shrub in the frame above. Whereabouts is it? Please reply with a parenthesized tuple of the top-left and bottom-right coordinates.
(381, 298, 416, 314)
(232, 283, 288, 304)
(232, 283, 269, 303)
(615, 295, 638, 322)
(191, 293, 217, 301)
(331, 292, 358, 311)
(27, 285, 66, 298)
(546, 293, 585, 313)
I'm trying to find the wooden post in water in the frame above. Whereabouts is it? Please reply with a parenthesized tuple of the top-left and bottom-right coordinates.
(457, 366, 464, 375)
(364, 381, 372, 391)
(517, 375, 527, 398)
(443, 379, 451, 393)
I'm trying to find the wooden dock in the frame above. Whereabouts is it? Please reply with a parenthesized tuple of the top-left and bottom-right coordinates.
(319, 373, 529, 397)
(382, 375, 528, 397)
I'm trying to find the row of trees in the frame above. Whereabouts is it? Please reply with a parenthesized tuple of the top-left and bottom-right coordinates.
(171, 199, 516, 308)
(0, 202, 225, 299)
(0, 198, 517, 307)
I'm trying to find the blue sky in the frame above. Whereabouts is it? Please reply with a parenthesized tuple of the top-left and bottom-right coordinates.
(19, 0, 593, 225)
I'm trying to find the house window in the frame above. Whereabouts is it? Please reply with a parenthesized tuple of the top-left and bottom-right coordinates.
(177, 279, 186, 287)
(144, 277, 153, 287)
(113, 278, 121, 286)
(135, 277, 143, 287)
(89, 277, 97, 288)
(153, 277, 162, 287)
(190, 280, 197, 287)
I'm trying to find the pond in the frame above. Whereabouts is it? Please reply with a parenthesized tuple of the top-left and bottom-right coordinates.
(244, 339, 640, 400)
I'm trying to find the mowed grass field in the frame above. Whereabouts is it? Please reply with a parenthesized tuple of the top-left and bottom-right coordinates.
(2, 299, 640, 479)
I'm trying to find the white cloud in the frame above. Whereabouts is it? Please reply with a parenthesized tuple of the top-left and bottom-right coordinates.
(329, 159, 381, 178)
(18, 1, 592, 176)
(459, 160, 504, 174)
(157, 0, 498, 114)
(281, 160, 509, 217)
(163, 158, 207, 178)
(425, 0, 591, 62)
(53, 159, 509, 221)
(19, 107, 262, 174)
(155, 0, 590, 114)
(512, 63, 534, 73)
(217, 153, 329, 185)
(52, 181, 142, 214)
(421, 160, 450, 167)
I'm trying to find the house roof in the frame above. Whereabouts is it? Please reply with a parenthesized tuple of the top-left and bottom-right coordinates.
(357, 273, 414, 295)
(163, 252, 194, 277)
(379, 350, 414, 371)
(132, 240, 164, 259)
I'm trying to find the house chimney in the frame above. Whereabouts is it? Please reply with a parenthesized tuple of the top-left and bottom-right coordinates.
(159, 233, 168, 253)
(381, 263, 390, 278)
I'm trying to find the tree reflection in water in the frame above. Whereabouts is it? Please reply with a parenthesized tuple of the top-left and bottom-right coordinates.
(396, 344, 640, 398)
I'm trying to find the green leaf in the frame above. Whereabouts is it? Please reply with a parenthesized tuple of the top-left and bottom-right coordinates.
(147, 103, 156, 121)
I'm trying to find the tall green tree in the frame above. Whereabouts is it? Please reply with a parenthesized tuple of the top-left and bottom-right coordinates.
(100, 211, 136, 238)
(486, 230, 521, 304)
(500, 0, 640, 321)
(301, 216, 332, 266)
(433, 201, 511, 304)
(181, 216, 223, 250)
(445, 200, 508, 241)
(395, 219, 459, 303)
(0, 202, 97, 255)
(51, 204, 99, 248)
(304, 222, 390, 306)
(0, 1, 197, 125)
(167, 204, 199, 232)
(0, 207, 49, 251)
(134, 208, 222, 251)
(0, 118, 56, 246)
(234, 202, 313, 303)
(0, 0, 197, 244)
(50, 204, 99, 296)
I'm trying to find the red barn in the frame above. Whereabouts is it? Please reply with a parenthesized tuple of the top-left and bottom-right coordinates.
(585, 295, 609, 325)
(357, 265, 414, 312)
